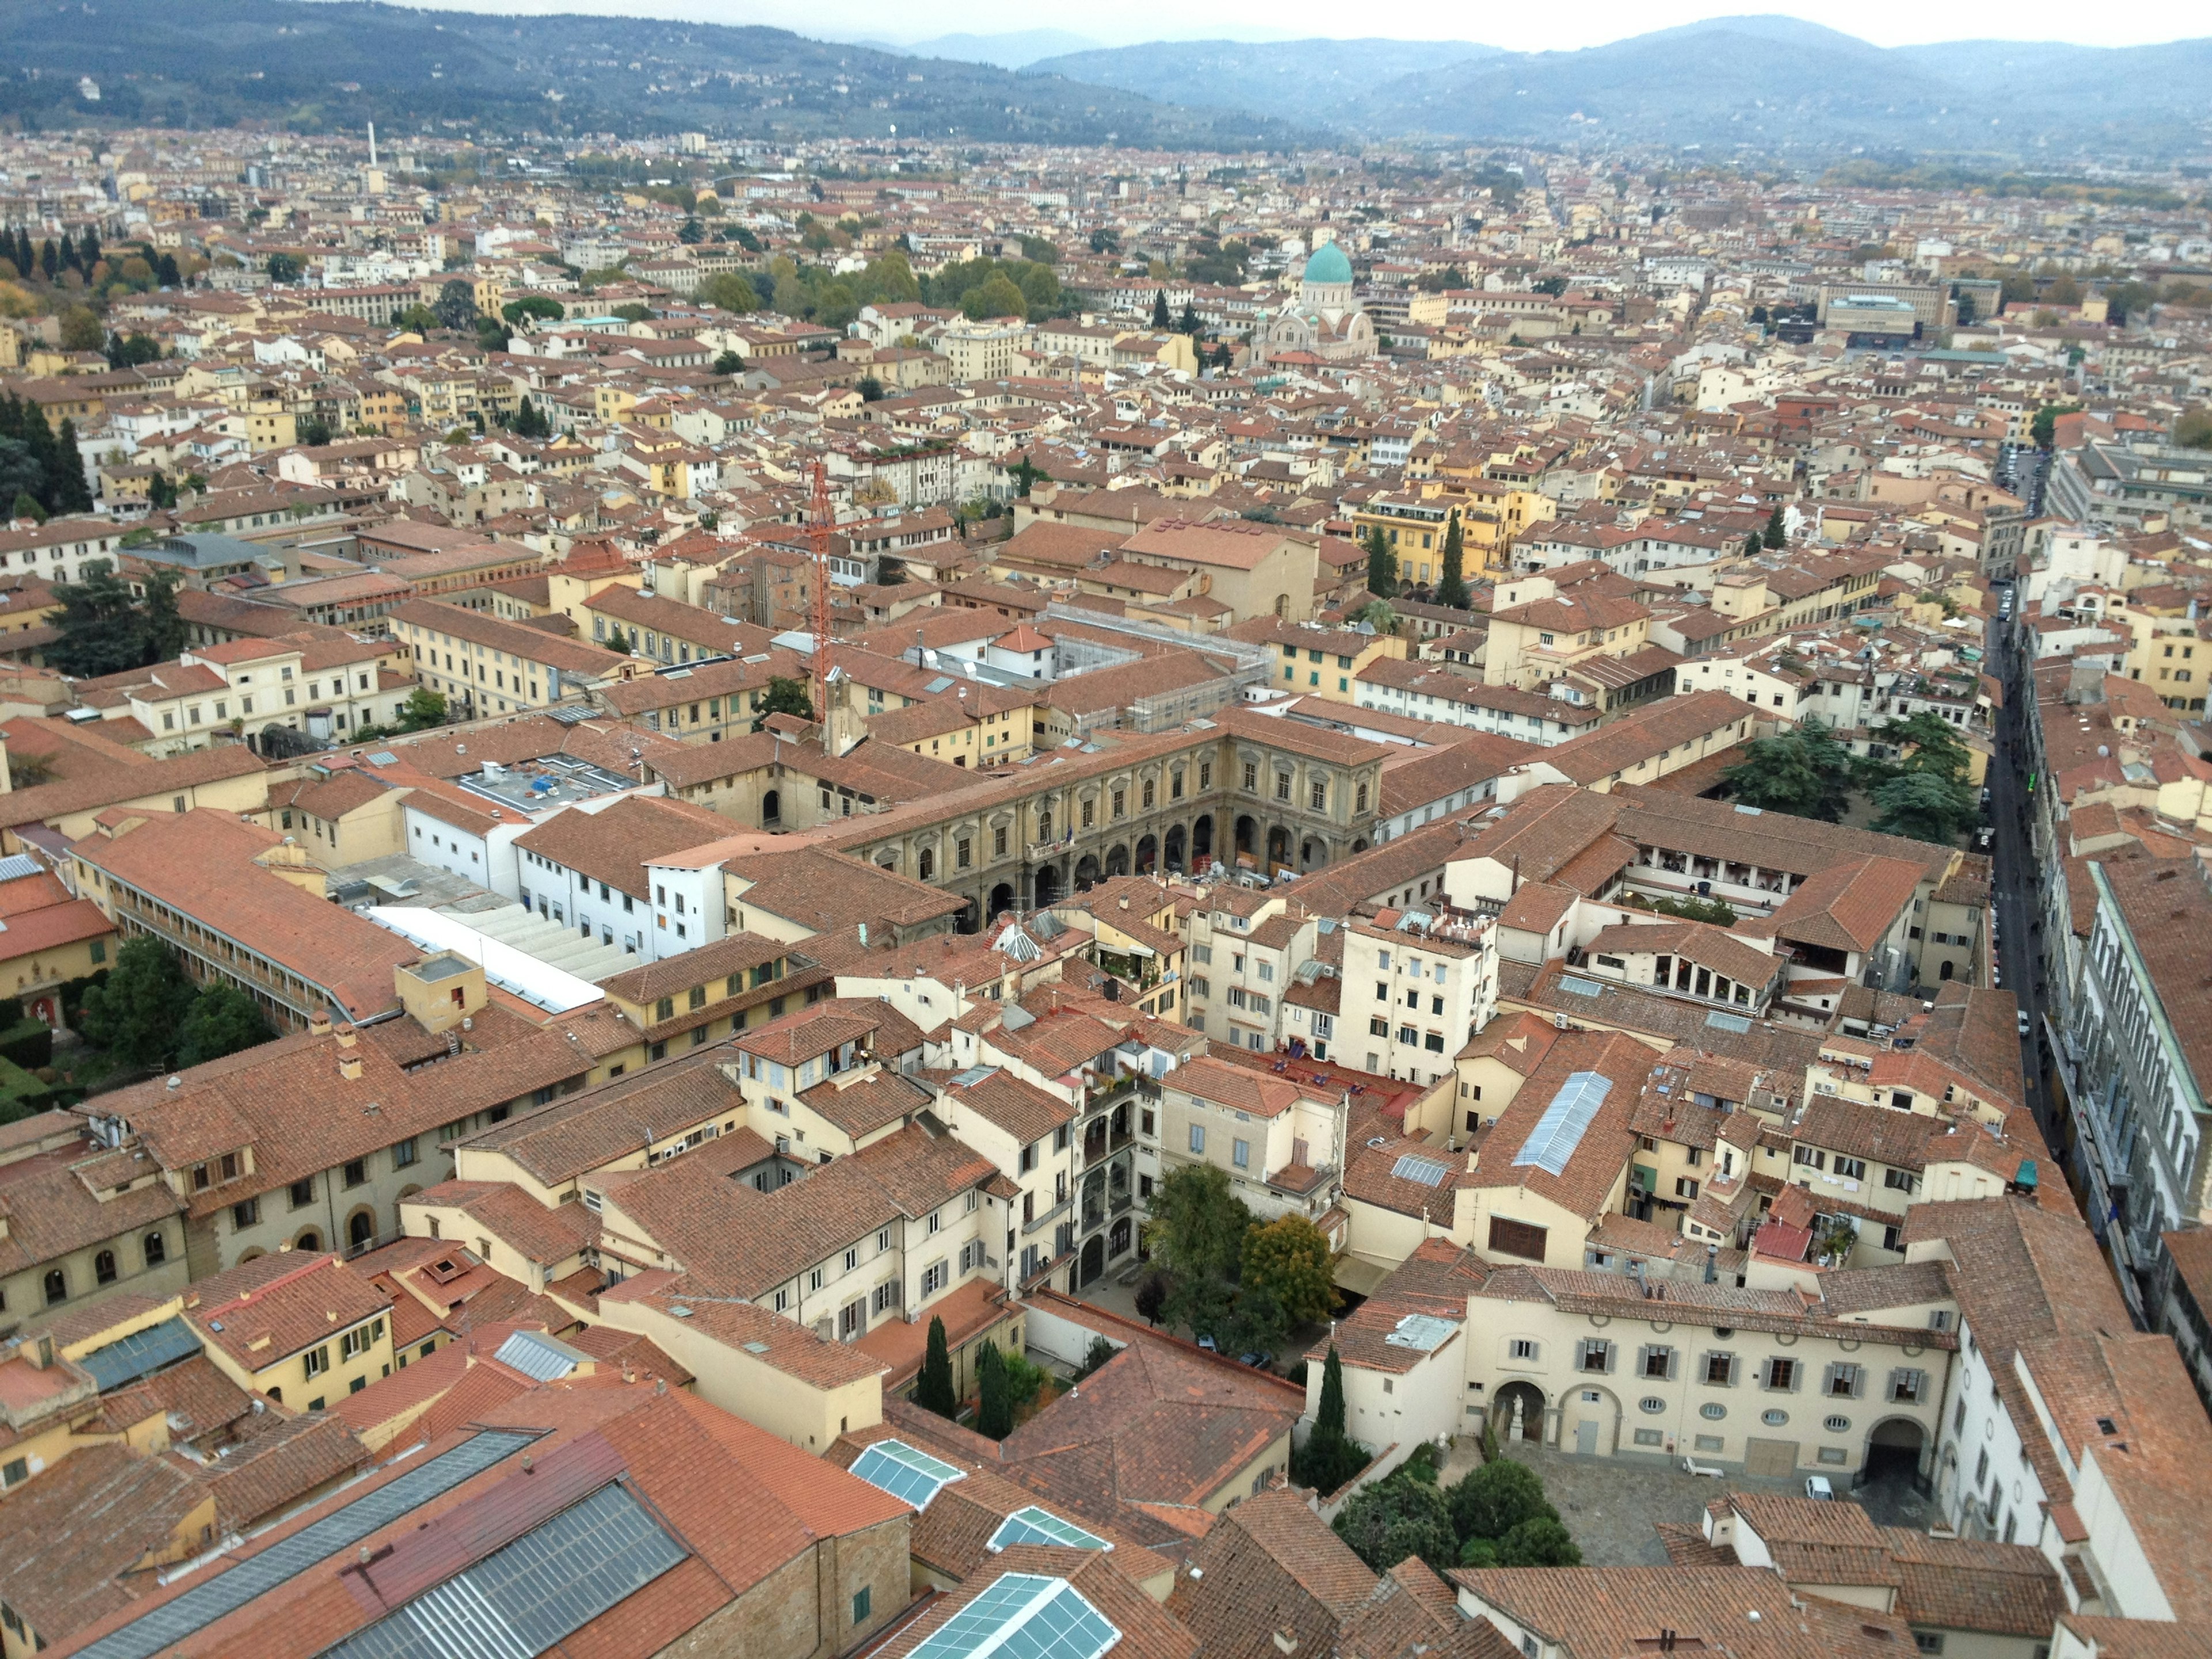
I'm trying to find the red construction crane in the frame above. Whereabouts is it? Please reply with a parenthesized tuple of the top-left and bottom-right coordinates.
(805, 458, 835, 735)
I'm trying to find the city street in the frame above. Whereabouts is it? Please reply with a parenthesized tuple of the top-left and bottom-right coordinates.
(1984, 600, 2061, 1154)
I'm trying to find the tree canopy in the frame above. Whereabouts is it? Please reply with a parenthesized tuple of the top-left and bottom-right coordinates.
(1146, 1162, 1252, 1286)
(45, 566, 184, 677)
(752, 676, 814, 731)
(1363, 525, 1399, 599)
(1241, 1214, 1338, 1327)
(1721, 718, 1854, 823)
(1333, 1470, 1457, 1573)
(1435, 513, 1469, 611)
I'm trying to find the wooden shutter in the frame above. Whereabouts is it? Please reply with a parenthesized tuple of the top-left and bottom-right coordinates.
(1488, 1216, 1549, 1262)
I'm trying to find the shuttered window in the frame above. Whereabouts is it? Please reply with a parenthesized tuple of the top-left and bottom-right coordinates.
(1487, 1217, 1549, 1262)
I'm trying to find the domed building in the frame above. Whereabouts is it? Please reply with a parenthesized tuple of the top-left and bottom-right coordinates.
(1253, 238, 1376, 366)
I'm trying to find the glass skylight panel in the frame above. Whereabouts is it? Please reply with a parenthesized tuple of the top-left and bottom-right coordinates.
(911, 1574, 1120, 1659)
(1512, 1070, 1613, 1176)
(1391, 1153, 1450, 1187)
(849, 1439, 967, 1510)
(988, 1506, 1113, 1552)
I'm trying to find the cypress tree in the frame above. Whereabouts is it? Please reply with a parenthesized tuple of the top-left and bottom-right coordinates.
(156, 252, 180, 289)
(976, 1339, 1013, 1440)
(56, 231, 77, 274)
(916, 1315, 957, 1418)
(51, 419, 92, 515)
(1152, 288, 1169, 330)
(1763, 506, 1786, 549)
(16, 229, 33, 278)
(1363, 525, 1397, 600)
(1317, 1343, 1348, 1438)
(1435, 512, 1468, 610)
(79, 226, 99, 271)
(38, 238, 56, 281)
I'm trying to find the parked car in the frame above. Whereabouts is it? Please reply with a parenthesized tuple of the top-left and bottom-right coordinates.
(1805, 1475, 1835, 1501)
(2018, 1010, 2032, 1036)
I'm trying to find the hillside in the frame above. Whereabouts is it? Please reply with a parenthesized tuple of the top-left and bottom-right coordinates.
(1029, 37, 1501, 124)
(0, 0, 1305, 149)
(1038, 16, 2212, 156)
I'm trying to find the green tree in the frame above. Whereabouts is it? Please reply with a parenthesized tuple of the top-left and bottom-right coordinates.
(2176, 408, 2212, 450)
(1152, 289, 1171, 329)
(1089, 228, 1121, 255)
(1351, 598, 1398, 635)
(78, 937, 199, 1069)
(502, 294, 566, 325)
(857, 375, 885, 402)
(58, 305, 103, 354)
(1291, 1344, 1370, 1495)
(1240, 1214, 1337, 1327)
(142, 569, 185, 662)
(915, 1315, 958, 1417)
(1497, 1516, 1582, 1567)
(1018, 234, 1060, 265)
(976, 1339, 1013, 1439)
(156, 252, 181, 288)
(699, 271, 759, 313)
(966, 272, 1025, 320)
(396, 303, 438, 333)
(1334, 1471, 1457, 1573)
(47, 418, 91, 513)
(713, 349, 744, 376)
(1446, 1457, 1556, 1544)
(2030, 402, 2082, 449)
(1743, 531, 1763, 558)
(1870, 770, 1976, 844)
(47, 564, 154, 676)
(265, 252, 302, 285)
(10, 490, 43, 523)
(0, 441, 40, 515)
(1877, 711, 1971, 783)
(1435, 513, 1468, 610)
(106, 331, 164, 368)
(1147, 1162, 1252, 1286)
(176, 982, 273, 1068)
(297, 416, 333, 448)
(432, 278, 478, 332)
(397, 688, 449, 730)
(1763, 506, 1786, 549)
(752, 676, 814, 730)
(1721, 722, 1851, 823)
(1363, 525, 1398, 599)
(677, 216, 704, 245)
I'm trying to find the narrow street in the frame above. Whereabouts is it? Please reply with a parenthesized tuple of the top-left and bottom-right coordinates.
(1984, 601, 2060, 1154)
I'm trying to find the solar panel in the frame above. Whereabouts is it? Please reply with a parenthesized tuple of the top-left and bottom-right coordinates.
(78, 1317, 202, 1392)
(988, 1506, 1113, 1553)
(319, 1482, 688, 1659)
(1391, 1154, 1450, 1188)
(1512, 1070, 1613, 1177)
(849, 1439, 966, 1510)
(911, 1574, 1120, 1659)
(75, 1429, 539, 1659)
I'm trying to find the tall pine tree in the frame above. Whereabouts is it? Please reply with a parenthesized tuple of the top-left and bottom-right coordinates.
(1763, 506, 1786, 549)
(79, 226, 99, 271)
(1435, 511, 1469, 610)
(1152, 288, 1170, 330)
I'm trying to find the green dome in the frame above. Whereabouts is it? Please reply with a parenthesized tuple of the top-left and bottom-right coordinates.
(1302, 241, 1353, 286)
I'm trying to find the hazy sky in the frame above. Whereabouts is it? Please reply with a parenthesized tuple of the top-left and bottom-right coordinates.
(384, 0, 2206, 50)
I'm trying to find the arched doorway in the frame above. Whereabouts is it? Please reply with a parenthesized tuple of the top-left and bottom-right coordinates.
(988, 882, 1016, 922)
(1191, 815, 1214, 866)
(1109, 1216, 1132, 1258)
(295, 1230, 322, 1254)
(1563, 1384, 1621, 1457)
(1033, 865, 1062, 908)
(1352, 838, 1369, 853)
(347, 1209, 376, 1252)
(1164, 824, 1186, 871)
(1079, 1234, 1106, 1287)
(1074, 853, 1101, 891)
(1300, 837, 1325, 871)
(1864, 1417, 1927, 1487)
(1266, 825, 1291, 870)
(953, 896, 980, 935)
(762, 788, 781, 827)
(1135, 834, 1157, 873)
(1493, 1381, 1547, 1445)
(1105, 844, 1129, 878)
(1234, 815, 1258, 862)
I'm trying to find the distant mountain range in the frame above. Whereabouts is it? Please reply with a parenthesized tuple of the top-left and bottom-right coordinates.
(1027, 37, 1503, 126)
(0, 1, 2203, 160)
(0, 0, 1302, 149)
(1035, 15, 2212, 155)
